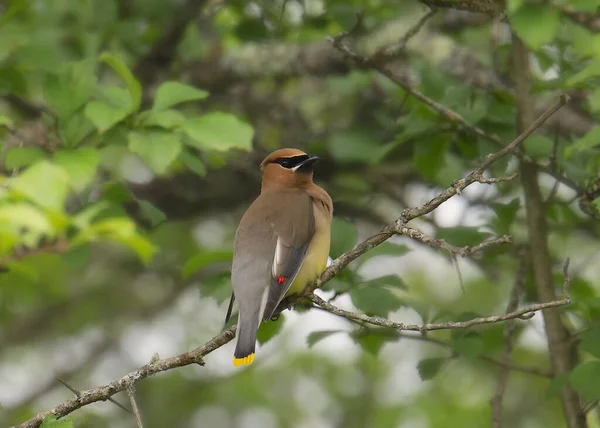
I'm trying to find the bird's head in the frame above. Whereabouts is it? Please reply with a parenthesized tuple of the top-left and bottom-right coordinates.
(259, 148, 320, 190)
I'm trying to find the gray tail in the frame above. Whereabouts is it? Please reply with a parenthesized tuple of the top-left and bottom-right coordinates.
(233, 312, 260, 365)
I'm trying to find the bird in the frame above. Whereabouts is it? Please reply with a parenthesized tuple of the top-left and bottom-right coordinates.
(227, 148, 333, 367)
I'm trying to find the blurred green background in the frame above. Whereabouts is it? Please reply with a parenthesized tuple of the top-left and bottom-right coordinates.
(1, 0, 600, 427)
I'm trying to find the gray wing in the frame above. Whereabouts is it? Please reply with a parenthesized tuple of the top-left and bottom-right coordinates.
(262, 192, 314, 321)
(231, 190, 315, 324)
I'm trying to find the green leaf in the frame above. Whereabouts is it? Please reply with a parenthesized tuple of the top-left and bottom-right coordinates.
(307, 330, 343, 347)
(0, 203, 52, 234)
(184, 112, 254, 152)
(349, 285, 403, 317)
(565, 126, 600, 158)
(435, 226, 491, 247)
(102, 86, 134, 110)
(451, 332, 484, 358)
(566, 60, 600, 87)
(417, 357, 446, 381)
(102, 182, 133, 203)
(10, 161, 69, 211)
(199, 271, 232, 303)
(414, 135, 449, 181)
(590, 88, 600, 113)
(330, 217, 357, 258)
(139, 109, 186, 130)
(510, 5, 560, 50)
(84, 101, 129, 134)
(5, 147, 47, 169)
(44, 60, 97, 120)
(124, 234, 156, 265)
(179, 150, 207, 177)
(490, 198, 520, 235)
(183, 250, 234, 278)
(506, 0, 522, 13)
(40, 415, 74, 428)
(321, 277, 351, 294)
(570, 360, 600, 402)
(0, 114, 14, 128)
(72, 202, 110, 229)
(128, 131, 182, 175)
(524, 135, 554, 159)
(153, 81, 209, 111)
(54, 148, 99, 192)
(257, 314, 284, 345)
(361, 274, 408, 290)
(580, 326, 600, 358)
(74, 218, 155, 264)
(63, 113, 95, 148)
(350, 328, 400, 356)
(137, 199, 167, 227)
(328, 130, 375, 163)
(100, 52, 141, 112)
(356, 242, 410, 267)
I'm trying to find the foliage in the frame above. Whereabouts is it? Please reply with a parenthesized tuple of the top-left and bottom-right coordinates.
(1, 0, 600, 428)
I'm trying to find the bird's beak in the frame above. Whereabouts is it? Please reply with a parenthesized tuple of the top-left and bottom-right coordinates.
(293, 155, 319, 172)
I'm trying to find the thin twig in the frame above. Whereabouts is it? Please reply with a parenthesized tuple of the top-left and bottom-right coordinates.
(477, 173, 520, 184)
(374, 8, 438, 59)
(452, 256, 465, 293)
(398, 226, 512, 258)
(303, 96, 567, 298)
(490, 246, 528, 428)
(555, 3, 600, 33)
(127, 386, 144, 428)
(328, 22, 580, 193)
(12, 326, 236, 428)
(308, 290, 570, 334)
(394, 330, 552, 377)
(55, 378, 130, 414)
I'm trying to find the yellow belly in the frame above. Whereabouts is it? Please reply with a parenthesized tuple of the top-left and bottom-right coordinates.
(286, 226, 330, 296)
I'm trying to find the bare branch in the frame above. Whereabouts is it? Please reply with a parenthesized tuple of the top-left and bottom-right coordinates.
(12, 326, 236, 428)
(328, 22, 580, 193)
(127, 386, 144, 428)
(556, 3, 600, 33)
(511, 33, 586, 428)
(308, 291, 570, 333)
(490, 246, 527, 428)
(419, 0, 505, 14)
(374, 8, 438, 59)
(476, 173, 520, 184)
(55, 378, 130, 415)
(307, 95, 567, 295)
(397, 226, 511, 258)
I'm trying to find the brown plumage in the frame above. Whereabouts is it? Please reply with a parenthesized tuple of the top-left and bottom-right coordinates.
(229, 148, 333, 366)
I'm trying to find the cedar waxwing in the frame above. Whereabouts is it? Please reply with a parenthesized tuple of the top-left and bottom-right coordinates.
(228, 148, 333, 366)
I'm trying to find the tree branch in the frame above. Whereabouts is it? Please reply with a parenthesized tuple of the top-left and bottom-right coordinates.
(127, 386, 144, 428)
(309, 290, 569, 331)
(12, 326, 237, 428)
(511, 34, 586, 428)
(327, 20, 580, 194)
(554, 3, 600, 33)
(490, 247, 528, 428)
(419, 0, 504, 14)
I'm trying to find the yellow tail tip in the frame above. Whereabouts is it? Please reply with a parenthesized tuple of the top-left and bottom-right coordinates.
(233, 353, 255, 367)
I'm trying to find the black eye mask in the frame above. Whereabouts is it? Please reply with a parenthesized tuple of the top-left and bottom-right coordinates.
(273, 155, 310, 169)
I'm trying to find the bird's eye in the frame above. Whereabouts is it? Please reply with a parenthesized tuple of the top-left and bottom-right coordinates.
(273, 155, 309, 169)
(274, 158, 292, 168)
